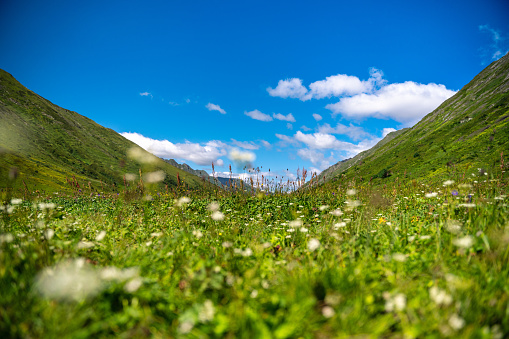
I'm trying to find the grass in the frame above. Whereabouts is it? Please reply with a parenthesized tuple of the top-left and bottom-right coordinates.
(1, 167, 508, 338)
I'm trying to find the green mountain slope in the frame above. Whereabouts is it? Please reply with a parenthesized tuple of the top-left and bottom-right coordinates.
(0, 69, 212, 193)
(317, 53, 509, 184)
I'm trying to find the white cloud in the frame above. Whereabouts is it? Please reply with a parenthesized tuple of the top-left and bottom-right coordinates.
(297, 149, 333, 170)
(140, 92, 152, 98)
(294, 131, 346, 149)
(286, 123, 293, 130)
(206, 103, 226, 114)
(307, 74, 371, 99)
(120, 132, 227, 166)
(245, 109, 273, 122)
(276, 133, 299, 146)
(273, 113, 296, 122)
(382, 127, 397, 137)
(260, 140, 272, 149)
(326, 82, 457, 126)
(317, 123, 371, 141)
(267, 78, 308, 99)
(312, 113, 322, 121)
(300, 125, 312, 131)
(228, 148, 256, 168)
(479, 25, 509, 62)
(231, 139, 260, 150)
(214, 159, 224, 167)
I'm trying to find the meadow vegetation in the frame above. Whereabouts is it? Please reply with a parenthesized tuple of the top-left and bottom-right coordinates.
(1, 164, 508, 338)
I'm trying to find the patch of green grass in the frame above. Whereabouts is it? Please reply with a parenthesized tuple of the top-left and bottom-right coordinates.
(1, 169, 507, 337)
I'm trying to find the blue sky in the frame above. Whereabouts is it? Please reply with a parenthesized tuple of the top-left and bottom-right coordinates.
(1, 0, 508, 181)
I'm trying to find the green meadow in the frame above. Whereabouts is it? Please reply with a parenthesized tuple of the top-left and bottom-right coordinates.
(1, 166, 507, 338)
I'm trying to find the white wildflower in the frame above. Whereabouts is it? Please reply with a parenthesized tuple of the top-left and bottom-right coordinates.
(176, 196, 191, 207)
(448, 314, 465, 330)
(250, 289, 258, 298)
(192, 230, 203, 239)
(453, 235, 474, 249)
(211, 211, 225, 221)
(44, 229, 54, 240)
(425, 192, 438, 198)
(300, 227, 308, 233)
(443, 180, 455, 186)
(289, 219, 303, 228)
(34, 259, 103, 301)
(10, 198, 22, 205)
(0, 233, 14, 243)
(77, 241, 95, 249)
(143, 170, 165, 183)
(319, 205, 329, 211)
(392, 253, 407, 262)
(222, 241, 232, 248)
(307, 238, 320, 251)
(429, 286, 453, 306)
(199, 300, 215, 322)
(458, 203, 476, 208)
(124, 277, 143, 293)
(330, 209, 343, 217)
(445, 220, 462, 234)
(346, 189, 357, 196)
(95, 230, 107, 241)
(322, 306, 335, 318)
(178, 321, 194, 334)
(385, 293, 406, 312)
(207, 201, 220, 211)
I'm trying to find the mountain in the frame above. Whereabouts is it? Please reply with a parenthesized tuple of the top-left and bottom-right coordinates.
(163, 159, 251, 191)
(315, 53, 509, 185)
(0, 69, 213, 193)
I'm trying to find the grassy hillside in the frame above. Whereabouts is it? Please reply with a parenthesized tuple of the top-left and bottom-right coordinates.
(0, 69, 213, 193)
(317, 53, 509, 185)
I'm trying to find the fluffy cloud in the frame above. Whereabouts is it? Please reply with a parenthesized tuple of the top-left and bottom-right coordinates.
(245, 109, 273, 121)
(260, 140, 272, 149)
(276, 133, 300, 146)
(267, 78, 308, 99)
(326, 82, 457, 126)
(206, 103, 226, 114)
(307, 74, 371, 99)
(294, 131, 346, 149)
(273, 113, 296, 122)
(140, 92, 152, 98)
(317, 123, 371, 141)
(312, 113, 322, 121)
(297, 148, 333, 170)
(382, 127, 397, 137)
(121, 132, 227, 166)
(231, 139, 259, 150)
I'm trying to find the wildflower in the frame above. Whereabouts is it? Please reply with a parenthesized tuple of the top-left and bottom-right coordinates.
(425, 192, 438, 198)
(95, 230, 107, 241)
(222, 241, 232, 248)
(38, 203, 56, 210)
(125, 173, 137, 181)
(448, 314, 465, 331)
(445, 220, 462, 234)
(392, 253, 407, 262)
(192, 230, 203, 239)
(289, 219, 303, 228)
(443, 180, 455, 186)
(300, 227, 308, 233)
(77, 241, 95, 249)
(44, 229, 55, 240)
(453, 235, 474, 249)
(458, 203, 476, 208)
(242, 248, 253, 257)
(143, 170, 165, 183)
(451, 190, 459, 196)
(384, 293, 406, 312)
(330, 209, 343, 216)
(124, 277, 142, 293)
(211, 211, 225, 221)
(0, 233, 14, 243)
(10, 198, 22, 205)
(207, 201, 220, 211)
(178, 321, 194, 334)
(250, 290, 258, 298)
(34, 258, 103, 301)
(176, 196, 191, 207)
(333, 222, 346, 229)
(429, 286, 453, 306)
(199, 300, 215, 322)
(346, 189, 357, 196)
(308, 238, 320, 251)
(322, 306, 335, 318)
(319, 205, 329, 211)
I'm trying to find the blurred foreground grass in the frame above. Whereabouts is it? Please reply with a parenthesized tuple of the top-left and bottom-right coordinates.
(1, 170, 508, 338)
